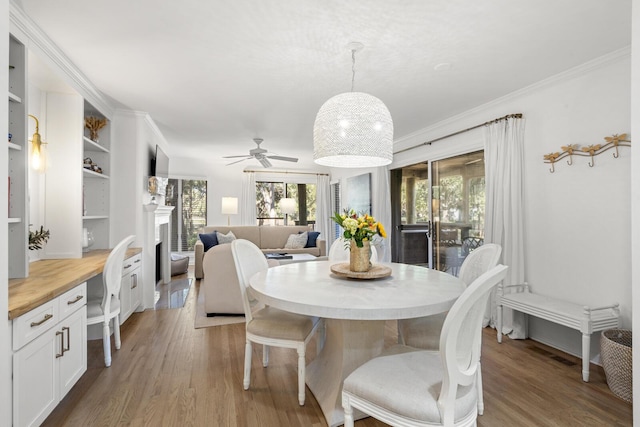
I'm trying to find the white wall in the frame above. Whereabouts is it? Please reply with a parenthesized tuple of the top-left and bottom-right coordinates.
(631, 0, 639, 421)
(1, 0, 11, 423)
(389, 50, 632, 361)
(169, 157, 328, 227)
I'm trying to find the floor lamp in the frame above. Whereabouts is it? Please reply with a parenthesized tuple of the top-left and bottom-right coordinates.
(221, 197, 238, 226)
(280, 198, 296, 226)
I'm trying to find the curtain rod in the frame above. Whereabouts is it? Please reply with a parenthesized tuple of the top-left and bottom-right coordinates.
(244, 169, 329, 176)
(394, 113, 523, 155)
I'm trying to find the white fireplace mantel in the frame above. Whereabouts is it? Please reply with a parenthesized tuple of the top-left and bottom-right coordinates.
(142, 204, 174, 309)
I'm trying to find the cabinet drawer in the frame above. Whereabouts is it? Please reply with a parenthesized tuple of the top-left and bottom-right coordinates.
(59, 282, 87, 318)
(122, 253, 141, 276)
(13, 299, 59, 351)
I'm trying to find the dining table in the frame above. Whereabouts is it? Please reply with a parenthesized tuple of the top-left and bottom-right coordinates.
(249, 260, 465, 427)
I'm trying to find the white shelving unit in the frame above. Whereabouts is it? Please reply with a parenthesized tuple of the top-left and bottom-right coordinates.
(8, 33, 28, 278)
(82, 102, 110, 251)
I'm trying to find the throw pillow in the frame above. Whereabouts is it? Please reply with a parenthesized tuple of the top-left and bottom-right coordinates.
(216, 230, 237, 244)
(299, 230, 321, 247)
(285, 231, 308, 249)
(199, 231, 218, 252)
(305, 231, 320, 248)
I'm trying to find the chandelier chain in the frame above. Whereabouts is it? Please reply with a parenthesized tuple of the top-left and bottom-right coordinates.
(351, 49, 356, 92)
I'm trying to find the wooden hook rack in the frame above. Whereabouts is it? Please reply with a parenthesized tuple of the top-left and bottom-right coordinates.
(543, 133, 630, 173)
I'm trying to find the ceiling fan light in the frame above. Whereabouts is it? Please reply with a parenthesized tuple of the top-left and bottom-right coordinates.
(313, 92, 393, 168)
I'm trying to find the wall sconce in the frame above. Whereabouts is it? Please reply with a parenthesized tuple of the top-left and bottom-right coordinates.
(28, 114, 46, 171)
(221, 197, 238, 226)
(280, 198, 296, 226)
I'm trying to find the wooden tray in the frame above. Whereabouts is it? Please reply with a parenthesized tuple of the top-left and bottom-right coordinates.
(330, 263, 392, 280)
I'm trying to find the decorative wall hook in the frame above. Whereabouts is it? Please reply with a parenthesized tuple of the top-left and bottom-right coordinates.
(543, 133, 630, 173)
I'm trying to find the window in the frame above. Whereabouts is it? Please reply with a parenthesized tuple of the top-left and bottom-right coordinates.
(167, 179, 207, 252)
(331, 181, 341, 240)
(256, 181, 316, 226)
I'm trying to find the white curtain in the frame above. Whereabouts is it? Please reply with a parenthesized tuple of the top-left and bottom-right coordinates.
(372, 166, 392, 262)
(315, 174, 331, 248)
(483, 117, 526, 338)
(240, 172, 256, 225)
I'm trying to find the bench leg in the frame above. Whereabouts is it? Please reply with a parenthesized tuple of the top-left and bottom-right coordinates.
(497, 304, 503, 343)
(582, 333, 590, 382)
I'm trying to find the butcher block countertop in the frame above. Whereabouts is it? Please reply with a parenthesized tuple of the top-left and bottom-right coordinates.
(8, 248, 142, 320)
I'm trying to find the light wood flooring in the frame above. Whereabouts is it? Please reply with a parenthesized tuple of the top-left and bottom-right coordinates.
(42, 270, 632, 426)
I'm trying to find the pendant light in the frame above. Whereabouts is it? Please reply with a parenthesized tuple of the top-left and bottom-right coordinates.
(313, 42, 393, 168)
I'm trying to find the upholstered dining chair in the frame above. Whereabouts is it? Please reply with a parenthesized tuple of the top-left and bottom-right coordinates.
(397, 243, 502, 414)
(342, 264, 509, 427)
(86, 235, 136, 367)
(230, 239, 323, 406)
(328, 238, 378, 263)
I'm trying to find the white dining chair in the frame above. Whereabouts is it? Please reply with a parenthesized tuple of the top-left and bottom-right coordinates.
(342, 264, 509, 427)
(86, 235, 136, 367)
(328, 238, 378, 263)
(230, 239, 323, 406)
(397, 243, 502, 414)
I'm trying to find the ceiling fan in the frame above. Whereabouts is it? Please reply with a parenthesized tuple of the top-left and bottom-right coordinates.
(224, 138, 299, 168)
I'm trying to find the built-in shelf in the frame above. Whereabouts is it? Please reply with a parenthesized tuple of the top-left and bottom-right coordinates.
(8, 91, 21, 103)
(82, 215, 108, 220)
(82, 168, 110, 179)
(83, 136, 109, 153)
(8, 142, 21, 150)
(8, 218, 21, 223)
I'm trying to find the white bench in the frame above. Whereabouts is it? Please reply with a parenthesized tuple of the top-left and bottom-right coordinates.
(497, 283, 620, 382)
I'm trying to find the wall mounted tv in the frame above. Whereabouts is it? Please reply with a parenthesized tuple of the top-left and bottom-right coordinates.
(151, 144, 170, 178)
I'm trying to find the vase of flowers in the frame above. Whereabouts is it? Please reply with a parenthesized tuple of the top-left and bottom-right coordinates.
(332, 210, 387, 272)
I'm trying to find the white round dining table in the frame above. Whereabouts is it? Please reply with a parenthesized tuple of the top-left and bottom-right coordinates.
(249, 260, 465, 427)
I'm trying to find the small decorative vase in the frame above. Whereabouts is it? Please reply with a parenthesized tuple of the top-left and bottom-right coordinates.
(350, 239, 372, 272)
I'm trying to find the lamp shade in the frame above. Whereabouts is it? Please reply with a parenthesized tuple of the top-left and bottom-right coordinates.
(221, 197, 238, 215)
(280, 198, 296, 215)
(313, 91, 393, 168)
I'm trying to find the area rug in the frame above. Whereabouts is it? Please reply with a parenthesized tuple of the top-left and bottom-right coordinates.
(194, 288, 246, 329)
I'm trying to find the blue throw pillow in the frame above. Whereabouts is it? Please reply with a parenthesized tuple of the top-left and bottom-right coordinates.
(302, 231, 320, 248)
(199, 231, 218, 252)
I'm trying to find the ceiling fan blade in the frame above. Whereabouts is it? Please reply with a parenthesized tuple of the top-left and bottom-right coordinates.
(267, 155, 298, 162)
(223, 155, 252, 159)
(226, 158, 251, 166)
(258, 157, 272, 168)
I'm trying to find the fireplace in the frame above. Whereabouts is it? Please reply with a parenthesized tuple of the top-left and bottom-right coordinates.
(143, 204, 174, 309)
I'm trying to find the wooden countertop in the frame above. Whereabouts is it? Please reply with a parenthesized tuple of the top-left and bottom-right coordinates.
(8, 247, 142, 320)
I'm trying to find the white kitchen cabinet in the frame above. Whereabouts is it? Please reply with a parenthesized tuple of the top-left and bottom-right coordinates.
(12, 283, 87, 427)
(120, 252, 142, 324)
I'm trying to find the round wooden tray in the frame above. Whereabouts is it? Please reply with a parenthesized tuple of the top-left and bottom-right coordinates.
(330, 263, 392, 280)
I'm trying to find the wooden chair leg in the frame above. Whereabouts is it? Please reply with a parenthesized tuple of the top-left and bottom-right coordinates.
(102, 321, 112, 367)
(113, 316, 121, 350)
(297, 347, 306, 406)
(262, 345, 269, 367)
(477, 362, 484, 415)
(243, 340, 252, 390)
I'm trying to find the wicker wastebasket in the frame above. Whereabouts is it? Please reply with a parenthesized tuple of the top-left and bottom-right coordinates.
(600, 329, 632, 403)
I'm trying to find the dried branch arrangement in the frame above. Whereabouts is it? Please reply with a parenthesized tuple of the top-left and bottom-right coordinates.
(543, 133, 630, 173)
(29, 225, 50, 250)
(85, 116, 107, 142)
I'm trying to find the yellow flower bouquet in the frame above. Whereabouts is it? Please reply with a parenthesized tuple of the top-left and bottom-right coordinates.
(331, 209, 387, 248)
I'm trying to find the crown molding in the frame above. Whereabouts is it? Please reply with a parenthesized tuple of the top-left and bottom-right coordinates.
(394, 46, 631, 151)
(9, 0, 114, 117)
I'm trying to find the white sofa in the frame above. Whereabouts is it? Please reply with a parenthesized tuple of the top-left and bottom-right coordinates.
(194, 225, 325, 279)
(196, 225, 326, 316)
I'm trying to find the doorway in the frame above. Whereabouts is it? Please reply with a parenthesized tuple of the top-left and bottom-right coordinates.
(390, 150, 485, 274)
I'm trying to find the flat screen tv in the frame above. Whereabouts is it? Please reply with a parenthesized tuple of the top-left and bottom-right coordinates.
(151, 144, 170, 178)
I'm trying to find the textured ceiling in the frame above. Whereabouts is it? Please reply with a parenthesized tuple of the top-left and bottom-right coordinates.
(17, 0, 632, 170)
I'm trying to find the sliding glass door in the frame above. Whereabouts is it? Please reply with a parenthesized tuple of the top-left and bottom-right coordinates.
(391, 150, 485, 275)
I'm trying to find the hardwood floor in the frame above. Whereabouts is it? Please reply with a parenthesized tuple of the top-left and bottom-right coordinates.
(42, 271, 632, 427)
